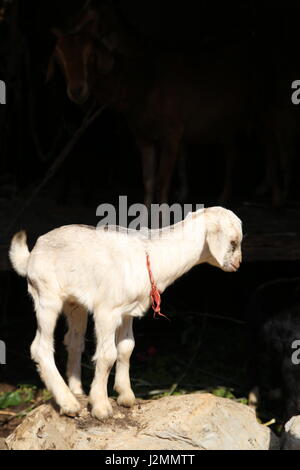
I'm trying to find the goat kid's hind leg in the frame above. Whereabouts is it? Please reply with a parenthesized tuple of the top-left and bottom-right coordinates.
(89, 308, 120, 420)
(30, 293, 81, 416)
(63, 301, 88, 395)
(114, 316, 135, 408)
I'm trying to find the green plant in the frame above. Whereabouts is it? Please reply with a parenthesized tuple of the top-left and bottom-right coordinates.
(0, 384, 37, 409)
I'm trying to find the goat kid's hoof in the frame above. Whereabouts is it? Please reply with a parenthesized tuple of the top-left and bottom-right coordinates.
(60, 397, 81, 417)
(117, 391, 136, 408)
(91, 403, 113, 421)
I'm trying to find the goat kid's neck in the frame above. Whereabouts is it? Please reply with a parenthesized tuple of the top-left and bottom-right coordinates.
(146, 211, 208, 292)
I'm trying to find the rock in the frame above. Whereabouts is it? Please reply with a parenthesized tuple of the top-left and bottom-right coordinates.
(5, 393, 278, 450)
(0, 438, 7, 450)
(281, 416, 300, 450)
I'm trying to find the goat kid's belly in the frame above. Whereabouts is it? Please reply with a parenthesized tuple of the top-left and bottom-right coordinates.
(59, 272, 151, 316)
(62, 293, 150, 319)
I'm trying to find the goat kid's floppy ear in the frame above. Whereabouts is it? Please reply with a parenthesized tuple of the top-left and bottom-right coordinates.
(206, 222, 228, 267)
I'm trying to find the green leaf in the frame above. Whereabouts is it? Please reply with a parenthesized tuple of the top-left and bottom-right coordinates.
(211, 386, 235, 399)
(0, 390, 22, 408)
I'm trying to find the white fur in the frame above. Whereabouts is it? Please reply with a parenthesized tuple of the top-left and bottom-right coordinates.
(9, 206, 242, 420)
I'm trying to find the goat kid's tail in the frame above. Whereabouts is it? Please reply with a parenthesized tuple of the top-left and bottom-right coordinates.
(9, 231, 30, 277)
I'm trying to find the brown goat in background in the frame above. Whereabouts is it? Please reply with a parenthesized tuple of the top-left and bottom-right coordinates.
(47, 2, 296, 207)
(47, 3, 258, 206)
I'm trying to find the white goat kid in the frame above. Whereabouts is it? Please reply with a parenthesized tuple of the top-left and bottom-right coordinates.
(9, 206, 242, 420)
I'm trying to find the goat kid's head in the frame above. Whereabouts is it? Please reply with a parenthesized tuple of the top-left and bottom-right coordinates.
(204, 207, 243, 272)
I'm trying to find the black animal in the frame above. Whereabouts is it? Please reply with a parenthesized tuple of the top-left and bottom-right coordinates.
(246, 278, 300, 420)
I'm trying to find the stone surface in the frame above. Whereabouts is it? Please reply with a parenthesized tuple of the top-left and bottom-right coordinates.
(5, 393, 278, 450)
(281, 415, 300, 450)
(0, 438, 7, 450)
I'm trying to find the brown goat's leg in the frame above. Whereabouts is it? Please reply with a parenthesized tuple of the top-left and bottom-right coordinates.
(218, 138, 237, 204)
(280, 135, 293, 204)
(137, 140, 156, 208)
(155, 134, 182, 203)
(266, 137, 282, 207)
(176, 141, 189, 203)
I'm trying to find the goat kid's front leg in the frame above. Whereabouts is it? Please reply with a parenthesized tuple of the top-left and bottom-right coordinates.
(89, 308, 119, 420)
(63, 302, 88, 395)
(114, 316, 135, 407)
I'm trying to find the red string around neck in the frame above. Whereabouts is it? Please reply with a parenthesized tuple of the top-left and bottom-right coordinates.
(146, 252, 169, 320)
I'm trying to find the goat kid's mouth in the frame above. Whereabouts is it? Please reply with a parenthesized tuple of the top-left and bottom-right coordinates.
(222, 262, 240, 272)
(229, 262, 239, 272)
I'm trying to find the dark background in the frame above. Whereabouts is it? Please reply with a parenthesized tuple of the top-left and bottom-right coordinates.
(1, 0, 300, 431)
